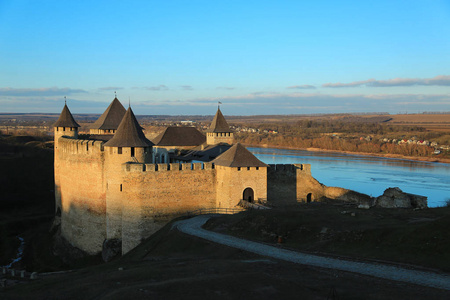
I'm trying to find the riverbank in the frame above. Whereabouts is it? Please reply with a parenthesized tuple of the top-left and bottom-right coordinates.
(243, 143, 450, 164)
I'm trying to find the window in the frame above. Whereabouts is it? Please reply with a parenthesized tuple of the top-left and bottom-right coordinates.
(131, 147, 135, 157)
(237, 167, 241, 171)
(118, 147, 122, 154)
(256, 167, 259, 170)
(120, 184, 122, 192)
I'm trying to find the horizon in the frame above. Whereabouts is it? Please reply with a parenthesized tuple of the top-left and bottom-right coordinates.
(1, 1, 450, 115)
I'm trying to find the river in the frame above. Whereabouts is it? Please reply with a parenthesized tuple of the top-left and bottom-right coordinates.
(248, 147, 450, 208)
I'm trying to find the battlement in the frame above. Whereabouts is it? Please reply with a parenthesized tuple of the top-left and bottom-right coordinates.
(58, 137, 105, 154)
(123, 162, 215, 172)
(268, 163, 311, 174)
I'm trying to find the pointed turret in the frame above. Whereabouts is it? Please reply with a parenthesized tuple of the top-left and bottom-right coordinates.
(208, 108, 230, 133)
(53, 104, 80, 128)
(212, 143, 268, 168)
(90, 97, 126, 134)
(104, 107, 153, 148)
(206, 108, 234, 145)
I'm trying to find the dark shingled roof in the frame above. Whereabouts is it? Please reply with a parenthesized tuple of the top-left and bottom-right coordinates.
(208, 108, 231, 133)
(211, 143, 268, 167)
(152, 127, 206, 146)
(91, 97, 126, 130)
(53, 104, 80, 128)
(176, 143, 232, 162)
(104, 107, 154, 147)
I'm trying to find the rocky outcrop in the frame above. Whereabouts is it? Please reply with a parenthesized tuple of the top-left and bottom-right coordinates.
(375, 187, 427, 209)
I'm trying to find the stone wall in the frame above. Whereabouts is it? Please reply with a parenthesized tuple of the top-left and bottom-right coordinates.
(119, 162, 217, 253)
(57, 137, 107, 254)
(215, 165, 267, 208)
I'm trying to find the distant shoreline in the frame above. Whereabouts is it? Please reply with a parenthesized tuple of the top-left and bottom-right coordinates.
(243, 143, 450, 164)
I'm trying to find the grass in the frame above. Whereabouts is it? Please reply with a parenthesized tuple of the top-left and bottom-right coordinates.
(205, 203, 450, 271)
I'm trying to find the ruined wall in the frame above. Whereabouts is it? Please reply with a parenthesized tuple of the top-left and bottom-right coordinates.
(57, 137, 106, 254)
(215, 165, 267, 208)
(119, 162, 217, 253)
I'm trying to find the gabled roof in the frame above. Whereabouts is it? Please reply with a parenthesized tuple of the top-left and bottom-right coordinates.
(152, 126, 206, 146)
(104, 107, 154, 147)
(208, 108, 231, 133)
(211, 143, 268, 167)
(91, 97, 126, 130)
(53, 104, 80, 128)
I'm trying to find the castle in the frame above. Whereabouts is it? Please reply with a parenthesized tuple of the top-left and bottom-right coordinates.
(53, 97, 356, 256)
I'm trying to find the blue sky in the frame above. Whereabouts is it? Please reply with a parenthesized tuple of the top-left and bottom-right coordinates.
(1, 0, 450, 115)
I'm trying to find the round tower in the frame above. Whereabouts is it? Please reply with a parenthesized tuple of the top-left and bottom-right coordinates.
(53, 103, 80, 214)
(103, 107, 154, 243)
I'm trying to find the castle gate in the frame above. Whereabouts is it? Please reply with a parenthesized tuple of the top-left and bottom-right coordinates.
(243, 188, 254, 202)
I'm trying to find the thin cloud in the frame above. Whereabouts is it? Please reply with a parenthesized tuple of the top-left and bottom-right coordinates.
(181, 85, 193, 90)
(323, 75, 450, 88)
(286, 85, 316, 89)
(98, 87, 123, 91)
(0, 87, 87, 97)
(216, 86, 235, 90)
(145, 85, 169, 91)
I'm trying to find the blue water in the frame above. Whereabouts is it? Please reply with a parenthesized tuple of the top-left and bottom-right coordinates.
(248, 147, 450, 208)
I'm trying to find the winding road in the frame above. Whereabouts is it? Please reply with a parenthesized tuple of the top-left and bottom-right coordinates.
(174, 215, 450, 291)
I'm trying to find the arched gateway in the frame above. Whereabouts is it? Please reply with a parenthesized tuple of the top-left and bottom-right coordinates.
(243, 188, 254, 202)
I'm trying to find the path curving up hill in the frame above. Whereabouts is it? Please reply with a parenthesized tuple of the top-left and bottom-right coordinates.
(174, 215, 450, 291)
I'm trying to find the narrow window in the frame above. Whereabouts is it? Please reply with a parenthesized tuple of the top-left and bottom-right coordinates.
(237, 167, 241, 171)
(120, 184, 122, 192)
(131, 147, 135, 157)
(247, 167, 250, 170)
(118, 147, 122, 154)
(256, 167, 259, 170)
(63, 127, 65, 131)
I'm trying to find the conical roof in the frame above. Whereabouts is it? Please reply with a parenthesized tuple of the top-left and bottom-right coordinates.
(53, 104, 80, 128)
(104, 107, 154, 147)
(91, 97, 126, 130)
(211, 143, 268, 167)
(208, 108, 231, 133)
(152, 127, 206, 146)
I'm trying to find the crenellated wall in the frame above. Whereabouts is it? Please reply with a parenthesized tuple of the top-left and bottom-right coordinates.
(56, 137, 107, 254)
(118, 162, 217, 253)
(215, 165, 267, 208)
(55, 137, 364, 256)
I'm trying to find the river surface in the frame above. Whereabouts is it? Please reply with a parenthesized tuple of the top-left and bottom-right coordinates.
(248, 147, 450, 208)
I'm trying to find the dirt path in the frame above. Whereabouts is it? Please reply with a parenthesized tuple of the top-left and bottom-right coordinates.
(174, 215, 450, 291)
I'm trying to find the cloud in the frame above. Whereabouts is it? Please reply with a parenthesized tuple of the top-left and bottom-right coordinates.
(216, 86, 235, 90)
(323, 75, 450, 88)
(98, 87, 123, 91)
(145, 85, 169, 91)
(286, 85, 316, 89)
(181, 85, 193, 91)
(0, 87, 87, 97)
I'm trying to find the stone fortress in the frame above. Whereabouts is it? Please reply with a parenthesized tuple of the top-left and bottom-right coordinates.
(53, 97, 426, 256)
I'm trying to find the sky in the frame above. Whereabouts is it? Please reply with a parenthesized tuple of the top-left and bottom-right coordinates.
(1, 0, 450, 115)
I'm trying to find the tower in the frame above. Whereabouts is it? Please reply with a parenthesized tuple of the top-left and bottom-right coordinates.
(206, 107, 234, 145)
(53, 103, 80, 214)
(103, 107, 154, 242)
(90, 96, 126, 135)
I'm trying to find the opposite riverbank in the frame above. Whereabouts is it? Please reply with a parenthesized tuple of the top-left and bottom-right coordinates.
(244, 143, 450, 164)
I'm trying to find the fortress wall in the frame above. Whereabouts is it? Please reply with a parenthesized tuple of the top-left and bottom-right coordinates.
(57, 137, 107, 254)
(104, 147, 151, 241)
(267, 164, 298, 206)
(294, 163, 327, 202)
(119, 162, 217, 253)
(215, 165, 267, 208)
